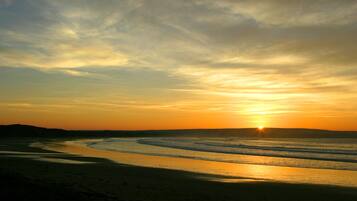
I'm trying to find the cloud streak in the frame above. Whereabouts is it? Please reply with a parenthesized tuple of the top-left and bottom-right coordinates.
(0, 0, 357, 129)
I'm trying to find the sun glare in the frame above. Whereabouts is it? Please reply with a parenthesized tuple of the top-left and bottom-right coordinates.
(258, 126, 264, 131)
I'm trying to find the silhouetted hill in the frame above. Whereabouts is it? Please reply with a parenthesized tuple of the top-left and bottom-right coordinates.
(0, 124, 66, 138)
(1, 124, 357, 138)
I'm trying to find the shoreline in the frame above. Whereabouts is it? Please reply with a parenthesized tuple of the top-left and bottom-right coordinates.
(32, 139, 269, 184)
(34, 138, 357, 188)
(2, 137, 357, 201)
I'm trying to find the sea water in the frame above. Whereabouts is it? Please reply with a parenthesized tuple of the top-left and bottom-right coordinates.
(87, 137, 357, 171)
(74, 137, 357, 187)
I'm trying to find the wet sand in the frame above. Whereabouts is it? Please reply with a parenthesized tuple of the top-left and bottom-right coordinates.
(35, 139, 357, 187)
(1, 138, 357, 201)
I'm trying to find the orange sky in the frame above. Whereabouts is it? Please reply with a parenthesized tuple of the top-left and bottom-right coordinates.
(1, 0, 357, 130)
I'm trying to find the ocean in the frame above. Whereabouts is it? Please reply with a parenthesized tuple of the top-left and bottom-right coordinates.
(87, 137, 357, 171)
(67, 137, 357, 187)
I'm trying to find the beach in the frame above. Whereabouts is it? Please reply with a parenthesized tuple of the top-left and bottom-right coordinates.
(2, 0, 357, 200)
(2, 137, 357, 201)
(34, 137, 357, 187)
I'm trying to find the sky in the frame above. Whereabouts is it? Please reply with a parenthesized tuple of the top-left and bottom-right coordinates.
(1, 0, 357, 130)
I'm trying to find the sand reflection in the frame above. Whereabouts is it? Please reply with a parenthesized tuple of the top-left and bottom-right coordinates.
(1, 148, 95, 165)
(33, 139, 357, 188)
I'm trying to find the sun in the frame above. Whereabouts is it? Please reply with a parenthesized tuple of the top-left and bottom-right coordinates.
(257, 126, 264, 131)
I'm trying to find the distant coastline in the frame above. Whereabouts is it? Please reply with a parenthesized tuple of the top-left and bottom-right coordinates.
(1, 124, 357, 138)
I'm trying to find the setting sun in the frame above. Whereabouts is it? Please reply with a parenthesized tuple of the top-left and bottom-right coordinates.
(1, 1, 357, 200)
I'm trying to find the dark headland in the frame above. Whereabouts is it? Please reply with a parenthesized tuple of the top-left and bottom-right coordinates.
(1, 124, 357, 201)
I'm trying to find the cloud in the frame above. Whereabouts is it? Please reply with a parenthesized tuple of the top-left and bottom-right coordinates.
(215, 0, 357, 26)
(1, 0, 357, 129)
(1, 0, 357, 72)
(0, 0, 13, 7)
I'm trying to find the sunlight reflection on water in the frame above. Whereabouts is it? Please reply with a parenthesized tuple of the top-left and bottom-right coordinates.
(33, 138, 357, 188)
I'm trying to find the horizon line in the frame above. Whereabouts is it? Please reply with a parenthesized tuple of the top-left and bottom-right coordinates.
(2, 124, 357, 133)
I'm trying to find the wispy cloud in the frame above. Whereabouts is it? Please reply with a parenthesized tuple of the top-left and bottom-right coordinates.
(1, 0, 357, 129)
